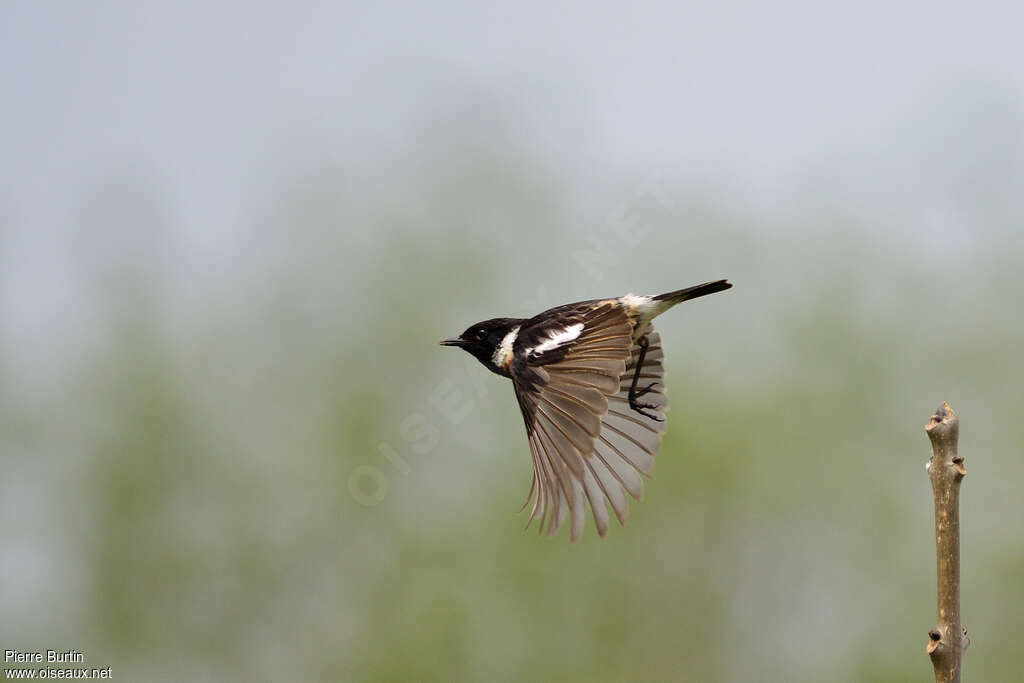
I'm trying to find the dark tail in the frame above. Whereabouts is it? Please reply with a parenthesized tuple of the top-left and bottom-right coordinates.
(653, 279, 732, 305)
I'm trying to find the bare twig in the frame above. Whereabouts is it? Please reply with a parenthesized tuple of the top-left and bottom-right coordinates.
(925, 402, 968, 682)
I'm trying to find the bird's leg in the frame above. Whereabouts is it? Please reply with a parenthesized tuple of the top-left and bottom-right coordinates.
(627, 334, 664, 422)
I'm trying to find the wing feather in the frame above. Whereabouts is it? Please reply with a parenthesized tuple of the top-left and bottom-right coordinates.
(534, 420, 576, 516)
(513, 311, 670, 541)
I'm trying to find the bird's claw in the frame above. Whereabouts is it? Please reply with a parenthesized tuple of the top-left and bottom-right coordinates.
(633, 381, 659, 398)
(628, 398, 664, 422)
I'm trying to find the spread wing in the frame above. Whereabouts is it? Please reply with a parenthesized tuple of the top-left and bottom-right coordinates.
(511, 302, 668, 541)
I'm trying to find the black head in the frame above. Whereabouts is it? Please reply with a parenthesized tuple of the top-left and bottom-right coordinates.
(440, 317, 522, 374)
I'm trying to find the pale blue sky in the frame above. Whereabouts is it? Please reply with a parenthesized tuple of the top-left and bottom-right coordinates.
(2, 1, 1022, 354)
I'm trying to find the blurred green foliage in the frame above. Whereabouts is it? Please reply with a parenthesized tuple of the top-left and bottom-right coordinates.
(2, 119, 1023, 683)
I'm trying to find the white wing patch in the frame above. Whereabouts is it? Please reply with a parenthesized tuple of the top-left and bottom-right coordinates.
(491, 325, 521, 368)
(530, 322, 584, 357)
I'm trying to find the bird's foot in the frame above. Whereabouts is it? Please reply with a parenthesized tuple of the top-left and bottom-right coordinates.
(628, 399, 664, 422)
(626, 335, 664, 421)
(628, 384, 664, 421)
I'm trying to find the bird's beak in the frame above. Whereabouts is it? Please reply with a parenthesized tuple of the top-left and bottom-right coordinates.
(440, 337, 467, 347)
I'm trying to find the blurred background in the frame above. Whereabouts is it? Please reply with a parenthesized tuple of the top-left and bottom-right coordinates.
(2, 2, 1023, 681)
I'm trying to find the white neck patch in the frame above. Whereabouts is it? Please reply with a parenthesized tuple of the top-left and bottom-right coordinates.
(491, 325, 521, 368)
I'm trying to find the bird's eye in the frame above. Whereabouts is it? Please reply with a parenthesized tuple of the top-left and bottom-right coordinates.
(475, 329, 487, 341)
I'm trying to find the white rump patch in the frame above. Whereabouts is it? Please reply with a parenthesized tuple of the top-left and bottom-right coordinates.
(491, 325, 521, 367)
(618, 293, 654, 315)
(532, 323, 584, 355)
(618, 293, 659, 334)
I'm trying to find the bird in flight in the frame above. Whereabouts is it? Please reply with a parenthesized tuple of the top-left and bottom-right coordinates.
(441, 279, 732, 541)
